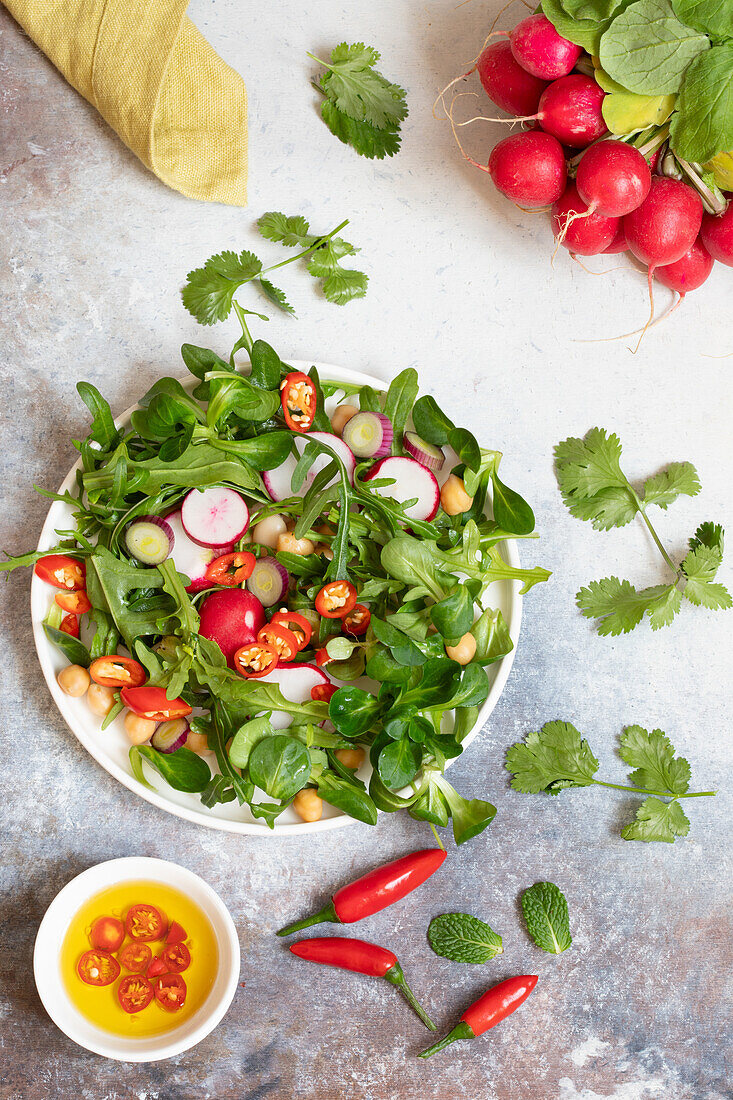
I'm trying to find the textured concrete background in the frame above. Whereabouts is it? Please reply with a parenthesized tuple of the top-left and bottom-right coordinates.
(1, 1, 731, 1098)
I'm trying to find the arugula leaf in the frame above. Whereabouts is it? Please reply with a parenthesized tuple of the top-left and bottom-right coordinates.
(427, 913, 503, 964)
(621, 796, 691, 841)
(619, 725, 691, 795)
(76, 382, 120, 452)
(506, 721, 600, 794)
(600, 0, 710, 96)
(521, 882, 572, 954)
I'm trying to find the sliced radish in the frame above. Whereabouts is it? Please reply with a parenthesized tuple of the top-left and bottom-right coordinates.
(246, 557, 289, 607)
(151, 718, 190, 753)
(181, 487, 249, 548)
(165, 510, 231, 593)
(125, 516, 174, 565)
(403, 432, 445, 472)
(364, 457, 440, 522)
(259, 662, 331, 729)
(262, 431, 356, 502)
(342, 412, 393, 459)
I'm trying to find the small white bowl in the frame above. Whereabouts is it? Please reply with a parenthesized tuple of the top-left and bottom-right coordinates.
(34, 856, 240, 1062)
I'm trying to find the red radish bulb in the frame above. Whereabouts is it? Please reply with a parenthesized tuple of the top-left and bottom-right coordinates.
(603, 223, 628, 253)
(700, 205, 733, 266)
(477, 41, 548, 116)
(537, 75, 606, 147)
(552, 183, 619, 255)
(576, 140, 651, 216)
(655, 238, 714, 294)
(509, 14, 582, 80)
(199, 588, 266, 668)
(488, 131, 567, 206)
(624, 177, 703, 269)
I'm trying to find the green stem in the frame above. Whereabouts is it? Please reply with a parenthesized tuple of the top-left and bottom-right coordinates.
(630, 490, 680, 576)
(592, 780, 716, 799)
(384, 964, 436, 1030)
(261, 220, 350, 277)
(428, 821, 445, 850)
(276, 900, 339, 937)
(418, 1020, 474, 1058)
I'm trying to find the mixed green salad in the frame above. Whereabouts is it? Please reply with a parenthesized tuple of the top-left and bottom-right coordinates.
(3, 311, 549, 843)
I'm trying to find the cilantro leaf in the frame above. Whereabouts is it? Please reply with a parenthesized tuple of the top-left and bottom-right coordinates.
(321, 98, 402, 159)
(182, 250, 263, 325)
(681, 542, 732, 609)
(427, 912, 503, 964)
(644, 583, 682, 630)
(619, 725, 690, 795)
(258, 278, 295, 315)
(561, 486, 639, 530)
(521, 882, 572, 954)
(258, 213, 368, 307)
(505, 720, 599, 794)
(642, 461, 700, 509)
(576, 577, 660, 635)
(621, 796, 690, 843)
(689, 521, 724, 554)
(554, 428, 629, 499)
(258, 212, 312, 246)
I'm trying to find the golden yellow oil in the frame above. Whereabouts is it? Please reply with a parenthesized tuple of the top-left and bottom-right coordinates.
(60, 880, 219, 1037)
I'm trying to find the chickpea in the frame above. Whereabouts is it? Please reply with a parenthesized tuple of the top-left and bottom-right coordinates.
(445, 632, 477, 665)
(252, 514, 287, 548)
(440, 474, 474, 516)
(330, 404, 358, 437)
(87, 683, 117, 717)
(277, 532, 315, 556)
(185, 729, 212, 755)
(124, 711, 157, 745)
(293, 787, 323, 823)
(57, 664, 91, 698)
(314, 543, 334, 561)
(335, 747, 365, 771)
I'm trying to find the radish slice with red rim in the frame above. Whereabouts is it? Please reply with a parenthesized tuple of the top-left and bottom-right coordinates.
(165, 510, 230, 593)
(403, 432, 445, 472)
(181, 487, 249, 548)
(246, 557, 289, 607)
(341, 412, 393, 459)
(151, 718, 190, 753)
(262, 432, 355, 502)
(125, 516, 174, 565)
(258, 662, 331, 729)
(364, 457, 440, 522)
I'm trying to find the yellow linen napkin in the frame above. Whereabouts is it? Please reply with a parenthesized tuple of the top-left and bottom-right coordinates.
(3, 0, 247, 205)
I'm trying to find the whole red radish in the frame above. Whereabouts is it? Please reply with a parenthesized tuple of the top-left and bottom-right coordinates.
(624, 177, 703, 269)
(537, 76, 606, 147)
(488, 131, 567, 206)
(552, 182, 619, 255)
(509, 14, 582, 80)
(477, 41, 548, 116)
(576, 140, 651, 216)
(604, 223, 628, 253)
(655, 238, 714, 294)
(700, 204, 733, 266)
(199, 588, 266, 668)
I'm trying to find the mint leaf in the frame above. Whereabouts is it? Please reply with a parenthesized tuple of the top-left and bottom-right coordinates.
(427, 912, 503, 964)
(521, 882, 572, 954)
(642, 461, 700, 509)
(621, 796, 691, 842)
(505, 720, 599, 794)
(619, 725, 691, 794)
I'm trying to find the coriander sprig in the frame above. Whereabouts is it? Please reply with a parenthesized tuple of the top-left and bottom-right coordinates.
(555, 428, 731, 635)
(506, 721, 716, 844)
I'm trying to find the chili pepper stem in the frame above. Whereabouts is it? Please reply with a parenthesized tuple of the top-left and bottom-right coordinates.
(276, 900, 339, 937)
(384, 963, 436, 1031)
(418, 1020, 474, 1058)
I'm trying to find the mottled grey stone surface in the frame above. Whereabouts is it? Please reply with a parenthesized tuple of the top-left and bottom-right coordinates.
(0, 2, 731, 1098)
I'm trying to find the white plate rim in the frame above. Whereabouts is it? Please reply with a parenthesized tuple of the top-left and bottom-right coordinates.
(31, 361, 522, 836)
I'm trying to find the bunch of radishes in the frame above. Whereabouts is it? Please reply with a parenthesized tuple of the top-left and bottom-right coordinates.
(445, 13, 732, 312)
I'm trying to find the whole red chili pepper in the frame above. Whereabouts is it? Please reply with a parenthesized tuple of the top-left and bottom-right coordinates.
(419, 975, 538, 1058)
(290, 937, 435, 1030)
(276, 848, 447, 936)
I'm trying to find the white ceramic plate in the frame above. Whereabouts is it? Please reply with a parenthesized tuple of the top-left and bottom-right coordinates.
(34, 856, 240, 1061)
(31, 362, 522, 835)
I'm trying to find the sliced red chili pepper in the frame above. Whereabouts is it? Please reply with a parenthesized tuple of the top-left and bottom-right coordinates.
(89, 915, 125, 953)
(233, 641, 279, 679)
(257, 623, 299, 663)
(77, 949, 120, 987)
(55, 590, 92, 615)
(59, 614, 80, 638)
(34, 554, 85, 591)
(165, 921, 187, 945)
(277, 848, 447, 935)
(311, 682, 338, 703)
(315, 648, 333, 668)
(343, 604, 370, 636)
(161, 943, 191, 973)
(154, 973, 187, 1012)
(314, 581, 358, 619)
(419, 975, 538, 1058)
(118, 975, 155, 1014)
(205, 551, 257, 587)
(125, 903, 166, 942)
(119, 942, 153, 973)
(90, 656, 146, 689)
(280, 371, 317, 433)
(290, 938, 434, 1030)
(271, 610, 313, 650)
(120, 686, 192, 721)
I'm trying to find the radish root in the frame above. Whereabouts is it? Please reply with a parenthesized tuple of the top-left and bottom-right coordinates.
(433, 32, 507, 120)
